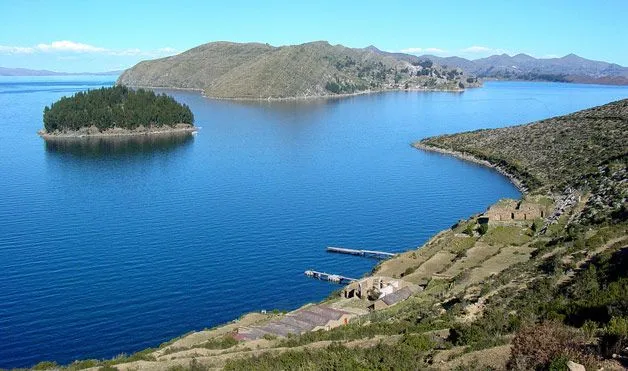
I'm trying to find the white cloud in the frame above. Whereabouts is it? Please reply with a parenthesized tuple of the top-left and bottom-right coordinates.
(400, 47, 447, 55)
(0, 45, 35, 54)
(461, 45, 492, 53)
(36, 40, 106, 53)
(0, 40, 178, 57)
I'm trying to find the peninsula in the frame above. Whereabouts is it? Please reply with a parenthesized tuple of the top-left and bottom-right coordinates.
(32, 101, 626, 370)
(117, 41, 480, 100)
(38, 86, 195, 138)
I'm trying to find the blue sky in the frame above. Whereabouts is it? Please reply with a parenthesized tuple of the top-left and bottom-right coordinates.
(1, 0, 627, 72)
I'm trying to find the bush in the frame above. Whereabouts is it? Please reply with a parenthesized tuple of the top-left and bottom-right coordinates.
(402, 266, 416, 276)
(32, 361, 59, 370)
(463, 223, 475, 236)
(600, 316, 628, 357)
(418, 60, 433, 68)
(399, 333, 435, 351)
(201, 335, 239, 350)
(478, 223, 489, 235)
(262, 333, 277, 341)
(508, 322, 597, 370)
(448, 308, 518, 350)
(67, 359, 99, 370)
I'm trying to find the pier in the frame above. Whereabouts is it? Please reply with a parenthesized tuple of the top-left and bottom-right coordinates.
(304, 270, 356, 284)
(326, 246, 396, 259)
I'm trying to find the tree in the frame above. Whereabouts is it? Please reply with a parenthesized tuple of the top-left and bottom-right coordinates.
(43, 85, 194, 132)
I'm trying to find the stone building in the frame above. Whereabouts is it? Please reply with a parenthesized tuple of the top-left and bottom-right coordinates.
(342, 276, 419, 311)
(481, 199, 546, 223)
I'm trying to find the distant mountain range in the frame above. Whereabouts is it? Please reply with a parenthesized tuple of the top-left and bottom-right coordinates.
(8, 44, 626, 86)
(367, 47, 628, 85)
(0, 67, 122, 76)
(118, 41, 479, 99)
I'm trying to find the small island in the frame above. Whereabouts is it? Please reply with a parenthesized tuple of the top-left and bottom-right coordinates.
(39, 85, 196, 138)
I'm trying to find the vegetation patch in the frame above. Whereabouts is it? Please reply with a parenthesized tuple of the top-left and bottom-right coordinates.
(42, 85, 194, 133)
(482, 226, 532, 246)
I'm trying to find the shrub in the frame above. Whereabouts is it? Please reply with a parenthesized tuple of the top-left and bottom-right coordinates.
(418, 60, 433, 68)
(463, 223, 475, 236)
(32, 361, 59, 370)
(600, 316, 628, 357)
(262, 333, 277, 341)
(399, 333, 435, 351)
(67, 359, 99, 370)
(403, 266, 416, 276)
(201, 335, 239, 350)
(508, 322, 597, 370)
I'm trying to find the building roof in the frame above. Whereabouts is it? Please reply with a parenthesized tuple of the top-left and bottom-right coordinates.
(380, 286, 413, 306)
(305, 305, 348, 321)
(236, 305, 353, 340)
(259, 322, 301, 337)
(289, 310, 329, 326)
(278, 316, 316, 332)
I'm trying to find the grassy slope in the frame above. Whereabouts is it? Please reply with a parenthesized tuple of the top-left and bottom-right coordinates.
(117, 42, 276, 90)
(418, 99, 628, 194)
(117, 41, 478, 99)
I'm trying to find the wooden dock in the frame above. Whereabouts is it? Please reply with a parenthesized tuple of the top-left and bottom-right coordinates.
(326, 246, 396, 259)
(304, 270, 356, 284)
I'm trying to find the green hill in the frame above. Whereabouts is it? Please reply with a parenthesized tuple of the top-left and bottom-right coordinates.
(117, 41, 480, 99)
(40, 85, 194, 136)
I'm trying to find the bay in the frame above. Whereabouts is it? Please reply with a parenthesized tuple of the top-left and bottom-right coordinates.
(0, 77, 626, 368)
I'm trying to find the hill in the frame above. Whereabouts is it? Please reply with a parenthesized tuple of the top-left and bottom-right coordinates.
(40, 85, 194, 138)
(36, 103, 627, 370)
(418, 100, 628, 197)
(412, 53, 628, 85)
(117, 41, 480, 99)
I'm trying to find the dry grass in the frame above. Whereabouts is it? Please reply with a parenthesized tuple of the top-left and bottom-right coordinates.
(442, 242, 501, 278)
(119, 41, 476, 99)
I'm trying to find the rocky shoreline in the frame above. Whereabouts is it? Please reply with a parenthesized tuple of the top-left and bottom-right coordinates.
(413, 142, 529, 194)
(119, 85, 476, 103)
(38, 124, 197, 139)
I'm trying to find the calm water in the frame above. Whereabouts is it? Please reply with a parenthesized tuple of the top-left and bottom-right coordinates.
(1, 77, 627, 368)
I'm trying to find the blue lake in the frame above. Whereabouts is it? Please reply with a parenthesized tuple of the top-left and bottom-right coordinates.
(0, 77, 626, 368)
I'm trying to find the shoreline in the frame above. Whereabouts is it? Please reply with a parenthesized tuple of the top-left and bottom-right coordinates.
(201, 86, 471, 102)
(412, 142, 528, 195)
(38, 126, 197, 140)
(122, 84, 481, 102)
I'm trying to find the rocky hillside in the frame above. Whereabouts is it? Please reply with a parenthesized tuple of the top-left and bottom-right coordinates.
(419, 100, 628, 197)
(414, 53, 628, 85)
(117, 41, 480, 99)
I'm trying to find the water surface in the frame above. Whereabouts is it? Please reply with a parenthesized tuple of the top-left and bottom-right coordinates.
(0, 77, 626, 368)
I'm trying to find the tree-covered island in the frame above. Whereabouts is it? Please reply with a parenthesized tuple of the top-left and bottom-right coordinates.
(39, 85, 195, 138)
